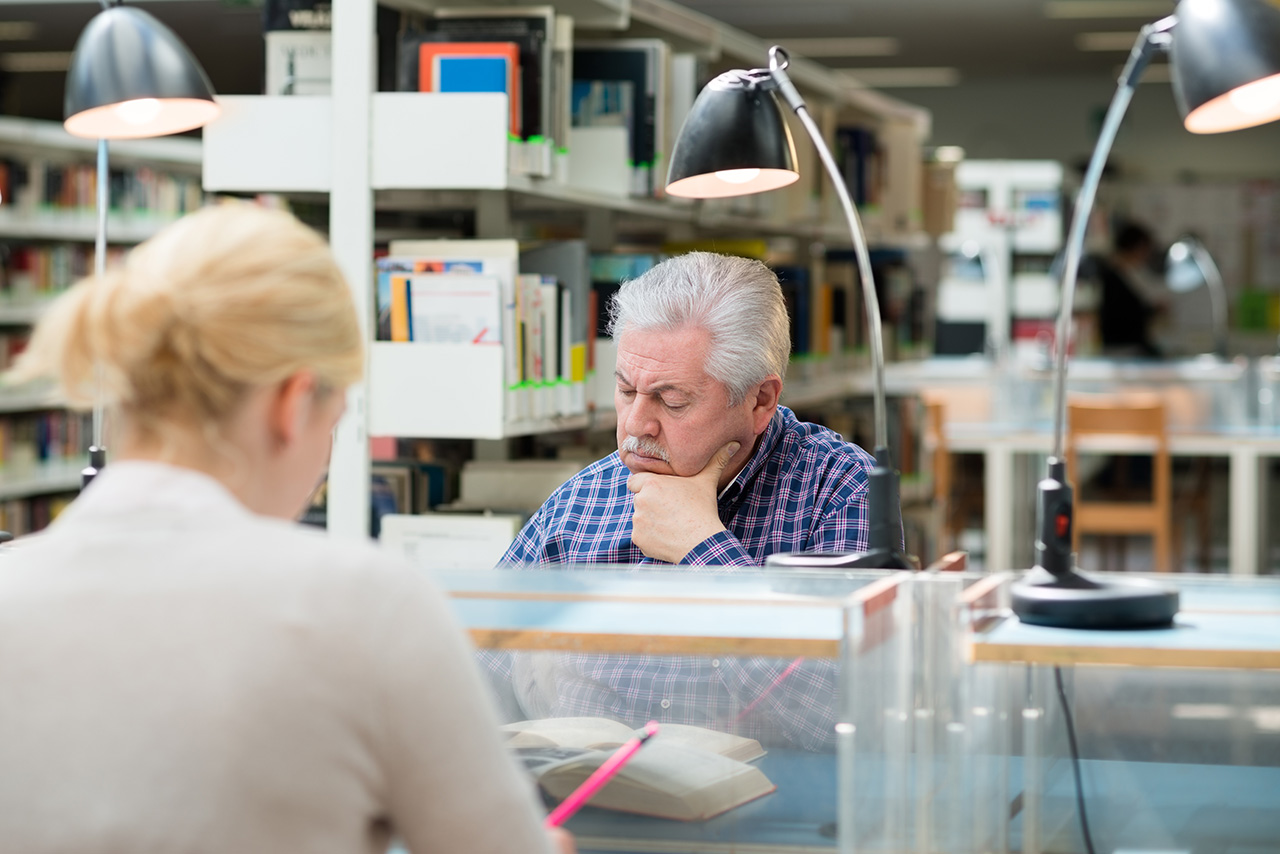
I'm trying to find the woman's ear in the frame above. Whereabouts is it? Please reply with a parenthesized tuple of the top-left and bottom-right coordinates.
(268, 372, 318, 450)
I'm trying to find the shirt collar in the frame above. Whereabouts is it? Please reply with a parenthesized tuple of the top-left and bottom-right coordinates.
(716, 406, 789, 506)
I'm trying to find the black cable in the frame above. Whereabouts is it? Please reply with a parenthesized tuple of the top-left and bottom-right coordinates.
(1054, 666, 1097, 854)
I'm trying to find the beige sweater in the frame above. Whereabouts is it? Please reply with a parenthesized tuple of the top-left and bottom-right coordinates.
(0, 462, 552, 854)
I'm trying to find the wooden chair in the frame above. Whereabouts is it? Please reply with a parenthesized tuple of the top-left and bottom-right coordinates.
(918, 399, 951, 551)
(919, 391, 987, 557)
(1066, 393, 1172, 572)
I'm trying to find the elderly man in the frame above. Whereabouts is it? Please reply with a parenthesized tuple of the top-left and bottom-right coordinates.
(489, 252, 879, 750)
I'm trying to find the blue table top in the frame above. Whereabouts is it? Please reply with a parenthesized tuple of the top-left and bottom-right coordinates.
(974, 575, 1280, 669)
(559, 750, 1280, 854)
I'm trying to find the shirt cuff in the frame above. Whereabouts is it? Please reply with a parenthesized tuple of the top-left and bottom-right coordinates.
(681, 530, 755, 566)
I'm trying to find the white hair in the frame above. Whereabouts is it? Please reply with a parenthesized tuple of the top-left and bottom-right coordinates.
(607, 252, 790, 405)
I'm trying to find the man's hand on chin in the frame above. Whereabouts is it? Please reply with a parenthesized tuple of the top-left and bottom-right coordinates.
(626, 441, 740, 563)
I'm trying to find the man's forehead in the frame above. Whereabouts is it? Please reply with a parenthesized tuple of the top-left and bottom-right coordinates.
(615, 326, 713, 386)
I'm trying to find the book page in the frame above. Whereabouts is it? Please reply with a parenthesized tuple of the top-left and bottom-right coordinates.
(533, 741, 776, 822)
(500, 716, 635, 750)
(638, 723, 766, 763)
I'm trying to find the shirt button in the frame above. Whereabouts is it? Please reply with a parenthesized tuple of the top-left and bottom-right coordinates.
(660, 698, 671, 710)
(711, 659, 721, 668)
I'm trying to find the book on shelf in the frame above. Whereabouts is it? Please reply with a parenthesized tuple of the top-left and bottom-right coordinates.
(417, 41, 522, 137)
(380, 238, 590, 425)
(549, 14, 574, 181)
(263, 0, 333, 96)
(264, 30, 332, 96)
(389, 271, 504, 346)
(775, 265, 811, 356)
(0, 158, 202, 220)
(665, 53, 703, 182)
(502, 717, 775, 822)
(521, 240, 590, 415)
(401, 6, 559, 175)
(572, 39, 669, 198)
(834, 125, 884, 210)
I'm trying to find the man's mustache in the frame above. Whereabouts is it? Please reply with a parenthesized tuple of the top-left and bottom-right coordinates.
(620, 436, 670, 462)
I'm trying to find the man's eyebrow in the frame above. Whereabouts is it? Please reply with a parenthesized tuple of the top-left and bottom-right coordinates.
(613, 370, 691, 397)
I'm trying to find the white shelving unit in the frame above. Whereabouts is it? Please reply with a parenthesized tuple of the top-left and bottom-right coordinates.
(0, 300, 53, 326)
(0, 212, 191, 245)
(0, 385, 62, 415)
(201, 0, 930, 539)
(0, 461, 86, 503)
(0, 118, 202, 512)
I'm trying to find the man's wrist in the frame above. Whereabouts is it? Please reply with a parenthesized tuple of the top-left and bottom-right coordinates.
(680, 529, 752, 566)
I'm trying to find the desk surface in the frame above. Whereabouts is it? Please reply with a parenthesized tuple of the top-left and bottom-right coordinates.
(972, 577, 1280, 669)
(561, 750, 1280, 854)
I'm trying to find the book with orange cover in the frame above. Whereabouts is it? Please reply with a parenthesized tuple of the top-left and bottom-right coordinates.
(418, 41, 521, 137)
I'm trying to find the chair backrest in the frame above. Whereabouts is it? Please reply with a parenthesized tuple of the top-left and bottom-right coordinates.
(1066, 392, 1172, 571)
(922, 398, 950, 507)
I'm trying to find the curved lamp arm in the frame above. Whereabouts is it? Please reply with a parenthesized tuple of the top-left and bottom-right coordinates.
(766, 48, 889, 453)
(1050, 16, 1175, 463)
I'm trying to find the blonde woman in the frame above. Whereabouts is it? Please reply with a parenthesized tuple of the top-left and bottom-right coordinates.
(0, 205, 571, 854)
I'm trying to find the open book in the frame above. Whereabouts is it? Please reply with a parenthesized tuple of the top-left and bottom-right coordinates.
(502, 717, 775, 822)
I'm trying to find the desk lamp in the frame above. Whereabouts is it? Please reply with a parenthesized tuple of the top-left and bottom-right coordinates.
(1165, 235, 1228, 359)
(1013, 0, 1280, 629)
(666, 46, 912, 569)
(63, 2, 220, 486)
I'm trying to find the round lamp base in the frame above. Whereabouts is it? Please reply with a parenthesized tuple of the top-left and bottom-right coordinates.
(1012, 566, 1179, 629)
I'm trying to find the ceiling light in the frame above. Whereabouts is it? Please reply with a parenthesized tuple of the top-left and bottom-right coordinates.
(840, 67, 960, 88)
(1131, 61, 1172, 82)
(0, 51, 72, 73)
(1078, 31, 1149, 50)
(0, 22, 37, 41)
(773, 37, 899, 58)
(1045, 1, 1174, 19)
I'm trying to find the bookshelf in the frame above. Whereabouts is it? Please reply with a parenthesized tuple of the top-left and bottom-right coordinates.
(201, 0, 931, 539)
(0, 117, 202, 528)
(0, 461, 86, 503)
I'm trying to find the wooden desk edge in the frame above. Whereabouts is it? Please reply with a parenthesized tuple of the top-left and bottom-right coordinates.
(470, 629, 839, 658)
(970, 641, 1280, 670)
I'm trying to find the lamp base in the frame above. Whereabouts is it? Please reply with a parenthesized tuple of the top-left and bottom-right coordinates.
(1012, 565, 1179, 629)
(764, 548, 917, 570)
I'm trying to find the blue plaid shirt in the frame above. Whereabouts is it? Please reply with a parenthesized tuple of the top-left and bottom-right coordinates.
(505, 406, 874, 566)
(481, 407, 874, 751)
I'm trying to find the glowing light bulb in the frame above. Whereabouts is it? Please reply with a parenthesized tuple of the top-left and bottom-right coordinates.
(1228, 75, 1280, 116)
(114, 98, 163, 127)
(715, 168, 761, 184)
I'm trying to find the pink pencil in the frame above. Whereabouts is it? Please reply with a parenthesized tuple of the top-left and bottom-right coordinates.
(544, 721, 661, 828)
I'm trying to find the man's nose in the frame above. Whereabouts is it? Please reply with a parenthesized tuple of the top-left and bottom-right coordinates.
(625, 393, 660, 437)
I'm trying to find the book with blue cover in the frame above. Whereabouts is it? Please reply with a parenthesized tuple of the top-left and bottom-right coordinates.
(419, 41, 522, 136)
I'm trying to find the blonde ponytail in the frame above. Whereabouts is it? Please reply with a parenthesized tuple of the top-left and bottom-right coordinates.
(8, 203, 363, 438)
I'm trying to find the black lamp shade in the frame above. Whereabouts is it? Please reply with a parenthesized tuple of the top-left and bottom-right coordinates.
(1172, 0, 1280, 133)
(666, 69, 799, 199)
(64, 6, 219, 140)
